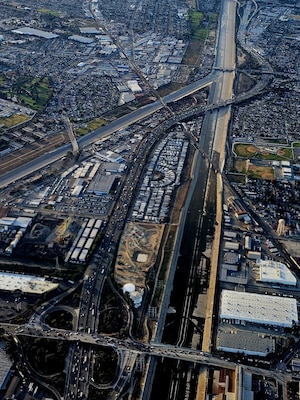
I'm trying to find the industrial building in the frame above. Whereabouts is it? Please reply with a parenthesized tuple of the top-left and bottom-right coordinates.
(257, 259, 296, 286)
(247, 250, 261, 260)
(216, 326, 275, 356)
(127, 80, 143, 93)
(95, 149, 123, 163)
(65, 218, 102, 264)
(87, 175, 116, 195)
(224, 241, 240, 251)
(0, 216, 33, 255)
(68, 35, 94, 44)
(79, 27, 100, 34)
(0, 216, 32, 229)
(0, 272, 58, 295)
(12, 27, 58, 39)
(103, 162, 126, 174)
(228, 197, 251, 223)
(219, 290, 298, 328)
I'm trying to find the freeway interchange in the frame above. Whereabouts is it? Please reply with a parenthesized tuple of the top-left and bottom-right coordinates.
(2, 318, 295, 398)
(0, 0, 286, 399)
(0, 74, 213, 190)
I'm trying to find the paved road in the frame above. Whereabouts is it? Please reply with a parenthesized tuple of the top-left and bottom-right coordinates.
(3, 321, 294, 384)
(0, 76, 214, 189)
(142, 0, 238, 398)
(0, 0, 278, 399)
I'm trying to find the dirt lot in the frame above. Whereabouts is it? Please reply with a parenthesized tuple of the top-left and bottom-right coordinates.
(114, 222, 165, 289)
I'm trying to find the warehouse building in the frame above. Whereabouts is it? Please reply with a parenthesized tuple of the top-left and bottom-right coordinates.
(216, 326, 275, 356)
(219, 290, 298, 328)
(257, 259, 296, 286)
(87, 175, 115, 195)
(127, 80, 143, 93)
(103, 162, 126, 173)
(12, 27, 58, 39)
(95, 150, 123, 163)
(68, 35, 94, 44)
(0, 272, 58, 295)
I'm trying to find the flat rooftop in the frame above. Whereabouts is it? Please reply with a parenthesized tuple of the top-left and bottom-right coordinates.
(12, 27, 58, 39)
(87, 174, 115, 194)
(220, 289, 298, 328)
(68, 35, 94, 44)
(258, 259, 296, 286)
(216, 325, 275, 356)
(0, 272, 58, 294)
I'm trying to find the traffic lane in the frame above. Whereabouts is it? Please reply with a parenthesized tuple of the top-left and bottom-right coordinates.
(0, 71, 217, 189)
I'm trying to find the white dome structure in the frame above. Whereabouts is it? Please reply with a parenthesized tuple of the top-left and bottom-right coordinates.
(130, 290, 143, 308)
(122, 284, 144, 308)
(122, 283, 135, 294)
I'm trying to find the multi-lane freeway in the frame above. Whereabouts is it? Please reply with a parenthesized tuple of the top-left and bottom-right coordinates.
(0, 75, 214, 190)
(0, 0, 283, 399)
(2, 321, 295, 385)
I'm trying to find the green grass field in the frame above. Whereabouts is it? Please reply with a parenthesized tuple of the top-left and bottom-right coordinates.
(14, 77, 53, 111)
(76, 118, 107, 136)
(233, 143, 293, 161)
(189, 11, 204, 40)
(0, 113, 31, 128)
(188, 11, 217, 41)
(247, 165, 274, 180)
(38, 8, 60, 17)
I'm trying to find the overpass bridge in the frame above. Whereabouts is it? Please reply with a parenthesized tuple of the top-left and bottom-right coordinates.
(0, 320, 294, 400)
(63, 115, 79, 155)
(1, 321, 295, 378)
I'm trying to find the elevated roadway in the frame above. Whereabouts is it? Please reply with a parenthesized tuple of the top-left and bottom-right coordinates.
(201, 0, 237, 347)
(0, 1, 278, 399)
(1, 322, 294, 385)
(0, 76, 213, 189)
(143, 0, 237, 397)
(63, 115, 79, 155)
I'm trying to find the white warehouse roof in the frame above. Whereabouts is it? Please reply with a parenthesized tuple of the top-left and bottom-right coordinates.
(220, 290, 298, 328)
(0, 216, 32, 229)
(0, 272, 58, 294)
(258, 259, 296, 286)
(127, 80, 142, 93)
(12, 27, 58, 39)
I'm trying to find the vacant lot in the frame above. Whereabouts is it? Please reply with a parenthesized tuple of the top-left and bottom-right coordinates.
(247, 165, 274, 180)
(1, 113, 31, 128)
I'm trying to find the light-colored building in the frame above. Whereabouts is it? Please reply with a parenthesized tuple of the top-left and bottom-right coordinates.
(224, 241, 240, 251)
(127, 80, 142, 93)
(257, 259, 296, 286)
(0, 272, 58, 294)
(87, 175, 115, 195)
(68, 35, 94, 44)
(136, 253, 148, 263)
(103, 162, 126, 173)
(95, 150, 123, 163)
(219, 289, 298, 328)
(12, 27, 58, 39)
(216, 325, 275, 356)
(247, 251, 261, 260)
(80, 27, 99, 34)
